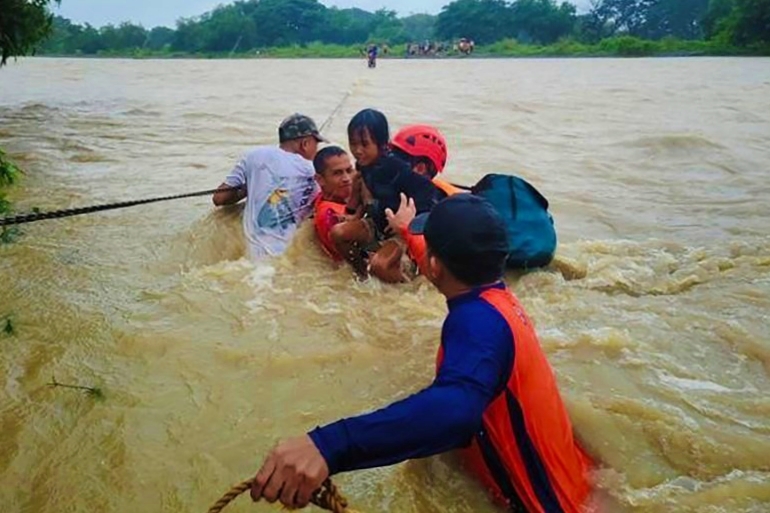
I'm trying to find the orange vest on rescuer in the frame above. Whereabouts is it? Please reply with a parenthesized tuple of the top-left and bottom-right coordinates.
(432, 177, 466, 196)
(437, 286, 593, 513)
(314, 196, 346, 261)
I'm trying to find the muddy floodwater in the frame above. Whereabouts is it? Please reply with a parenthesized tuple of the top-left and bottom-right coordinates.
(1, 57, 769, 512)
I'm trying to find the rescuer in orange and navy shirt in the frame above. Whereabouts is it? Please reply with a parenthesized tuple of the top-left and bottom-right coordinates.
(311, 146, 357, 261)
(249, 193, 595, 513)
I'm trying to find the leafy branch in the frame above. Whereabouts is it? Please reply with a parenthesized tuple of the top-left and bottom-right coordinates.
(2, 317, 14, 336)
(1, 226, 22, 244)
(0, 149, 24, 243)
(0, 0, 62, 67)
(47, 375, 104, 399)
(0, 148, 23, 187)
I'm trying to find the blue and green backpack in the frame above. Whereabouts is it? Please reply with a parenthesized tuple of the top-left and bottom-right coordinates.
(469, 173, 556, 269)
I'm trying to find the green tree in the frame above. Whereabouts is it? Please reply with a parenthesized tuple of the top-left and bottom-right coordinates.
(645, 0, 710, 39)
(73, 23, 104, 54)
(702, 0, 734, 38)
(39, 16, 106, 54)
(721, 0, 770, 45)
(587, 0, 710, 39)
(172, 17, 207, 52)
(250, 0, 327, 46)
(146, 26, 174, 51)
(400, 14, 436, 42)
(38, 15, 73, 53)
(16, 0, 768, 56)
(574, 11, 609, 42)
(589, 0, 656, 37)
(435, 0, 514, 44)
(368, 9, 406, 43)
(509, 0, 576, 44)
(197, 3, 257, 52)
(317, 8, 372, 45)
(100, 22, 147, 51)
(0, 0, 60, 65)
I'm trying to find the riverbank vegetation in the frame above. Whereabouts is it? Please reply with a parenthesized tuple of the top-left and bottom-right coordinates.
(0, 149, 22, 216)
(0, 149, 23, 243)
(1, 1, 61, 225)
(53, 35, 763, 59)
(24, 0, 770, 59)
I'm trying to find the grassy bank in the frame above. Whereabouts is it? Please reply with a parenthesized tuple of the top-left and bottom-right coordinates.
(480, 36, 769, 57)
(0, 148, 21, 216)
(0, 148, 22, 243)
(39, 36, 770, 60)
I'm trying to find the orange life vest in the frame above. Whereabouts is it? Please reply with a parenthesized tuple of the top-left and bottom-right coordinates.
(437, 286, 593, 513)
(314, 196, 346, 261)
(432, 177, 467, 196)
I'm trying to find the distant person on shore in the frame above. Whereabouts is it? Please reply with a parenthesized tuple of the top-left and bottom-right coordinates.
(212, 113, 325, 258)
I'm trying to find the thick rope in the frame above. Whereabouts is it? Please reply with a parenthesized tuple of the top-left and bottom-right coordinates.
(207, 477, 357, 513)
(318, 73, 363, 134)
(0, 188, 226, 226)
(318, 90, 352, 134)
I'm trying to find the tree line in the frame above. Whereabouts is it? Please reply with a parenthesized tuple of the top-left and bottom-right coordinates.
(1, 0, 769, 61)
(38, 1, 437, 55)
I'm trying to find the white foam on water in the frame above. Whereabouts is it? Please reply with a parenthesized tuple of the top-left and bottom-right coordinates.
(655, 370, 757, 394)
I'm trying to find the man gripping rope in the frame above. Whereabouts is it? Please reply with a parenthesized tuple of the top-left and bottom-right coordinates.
(213, 113, 325, 258)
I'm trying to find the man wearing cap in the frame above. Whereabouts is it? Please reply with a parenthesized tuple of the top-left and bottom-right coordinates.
(248, 194, 594, 512)
(213, 113, 327, 258)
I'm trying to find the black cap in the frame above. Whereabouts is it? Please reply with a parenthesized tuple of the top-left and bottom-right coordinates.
(409, 194, 509, 262)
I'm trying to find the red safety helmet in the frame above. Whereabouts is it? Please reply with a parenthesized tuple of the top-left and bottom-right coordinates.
(391, 124, 448, 174)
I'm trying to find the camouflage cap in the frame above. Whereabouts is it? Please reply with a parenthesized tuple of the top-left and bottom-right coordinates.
(278, 113, 328, 143)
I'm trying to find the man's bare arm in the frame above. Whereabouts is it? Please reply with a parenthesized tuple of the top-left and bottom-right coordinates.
(212, 182, 246, 206)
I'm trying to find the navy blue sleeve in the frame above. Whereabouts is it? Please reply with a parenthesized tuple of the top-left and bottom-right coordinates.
(308, 300, 514, 474)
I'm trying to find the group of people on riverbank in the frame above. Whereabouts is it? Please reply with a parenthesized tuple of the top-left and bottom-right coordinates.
(211, 111, 595, 512)
(358, 39, 476, 65)
(405, 38, 475, 57)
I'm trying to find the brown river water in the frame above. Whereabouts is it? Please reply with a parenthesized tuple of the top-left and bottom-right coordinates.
(1, 57, 769, 513)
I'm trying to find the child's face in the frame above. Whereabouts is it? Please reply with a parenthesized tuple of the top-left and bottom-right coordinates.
(348, 127, 380, 168)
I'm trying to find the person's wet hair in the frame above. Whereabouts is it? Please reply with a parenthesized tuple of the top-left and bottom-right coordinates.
(347, 108, 389, 150)
(313, 145, 348, 174)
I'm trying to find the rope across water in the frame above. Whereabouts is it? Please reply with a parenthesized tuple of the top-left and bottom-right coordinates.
(0, 188, 222, 226)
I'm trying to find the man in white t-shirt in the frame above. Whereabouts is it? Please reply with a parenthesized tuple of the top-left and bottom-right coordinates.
(213, 113, 326, 258)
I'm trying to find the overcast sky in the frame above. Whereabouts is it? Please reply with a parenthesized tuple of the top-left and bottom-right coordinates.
(53, 0, 591, 29)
